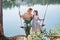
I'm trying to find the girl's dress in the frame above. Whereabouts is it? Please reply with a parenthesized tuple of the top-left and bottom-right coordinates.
(32, 15, 42, 32)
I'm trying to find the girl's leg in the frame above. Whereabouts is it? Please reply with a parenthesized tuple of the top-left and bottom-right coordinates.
(38, 24, 43, 33)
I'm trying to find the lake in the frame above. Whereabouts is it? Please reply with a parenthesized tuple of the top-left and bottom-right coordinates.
(3, 4, 60, 37)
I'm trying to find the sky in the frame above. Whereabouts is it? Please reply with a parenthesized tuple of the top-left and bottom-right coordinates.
(3, 4, 60, 37)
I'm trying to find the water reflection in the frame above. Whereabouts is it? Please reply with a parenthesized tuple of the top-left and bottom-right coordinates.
(3, 4, 60, 37)
(3, 0, 60, 8)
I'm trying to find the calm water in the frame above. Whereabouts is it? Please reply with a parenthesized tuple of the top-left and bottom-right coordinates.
(3, 4, 60, 37)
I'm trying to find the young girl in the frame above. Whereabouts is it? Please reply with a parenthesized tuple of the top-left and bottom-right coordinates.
(32, 10, 44, 33)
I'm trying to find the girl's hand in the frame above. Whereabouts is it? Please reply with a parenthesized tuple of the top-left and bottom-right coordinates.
(36, 17, 39, 21)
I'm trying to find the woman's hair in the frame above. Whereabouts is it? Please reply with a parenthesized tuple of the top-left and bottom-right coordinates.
(27, 8, 32, 12)
(34, 10, 38, 15)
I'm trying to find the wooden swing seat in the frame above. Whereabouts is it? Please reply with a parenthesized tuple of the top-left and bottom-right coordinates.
(40, 24, 45, 27)
(20, 26, 25, 28)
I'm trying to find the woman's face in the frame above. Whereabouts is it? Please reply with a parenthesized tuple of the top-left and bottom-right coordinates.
(28, 10, 32, 14)
(30, 10, 32, 14)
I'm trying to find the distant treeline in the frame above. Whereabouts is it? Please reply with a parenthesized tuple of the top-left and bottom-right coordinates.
(24, 0, 60, 5)
(2, 0, 60, 8)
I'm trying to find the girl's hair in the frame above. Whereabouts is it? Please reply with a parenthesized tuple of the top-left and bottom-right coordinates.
(34, 10, 38, 15)
(27, 8, 32, 12)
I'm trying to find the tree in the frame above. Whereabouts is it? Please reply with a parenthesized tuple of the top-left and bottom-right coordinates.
(2, 0, 60, 9)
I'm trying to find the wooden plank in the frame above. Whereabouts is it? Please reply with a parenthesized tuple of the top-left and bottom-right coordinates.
(8, 35, 26, 40)
(50, 35, 60, 38)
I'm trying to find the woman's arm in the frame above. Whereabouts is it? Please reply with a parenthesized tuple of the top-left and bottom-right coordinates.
(31, 15, 34, 20)
(19, 13, 27, 20)
(19, 10, 24, 18)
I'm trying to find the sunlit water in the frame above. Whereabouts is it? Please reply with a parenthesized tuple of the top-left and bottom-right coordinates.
(3, 4, 60, 37)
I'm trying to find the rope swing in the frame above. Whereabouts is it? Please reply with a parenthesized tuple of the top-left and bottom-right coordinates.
(43, 4, 48, 23)
(18, 1, 48, 40)
(41, 4, 48, 28)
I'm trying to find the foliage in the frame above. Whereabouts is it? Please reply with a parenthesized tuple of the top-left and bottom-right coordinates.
(47, 23, 60, 40)
(28, 28, 48, 40)
(28, 32, 43, 40)
(27, 23, 60, 40)
(2, 0, 60, 8)
(48, 23, 60, 36)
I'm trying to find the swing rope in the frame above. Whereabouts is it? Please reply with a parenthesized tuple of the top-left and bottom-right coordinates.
(19, 7, 25, 28)
(43, 4, 48, 22)
(17, 0, 23, 27)
(40, 4, 48, 28)
(19, 7, 22, 26)
(38, 4, 48, 33)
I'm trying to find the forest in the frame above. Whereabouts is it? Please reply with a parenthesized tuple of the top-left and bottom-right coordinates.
(3, 0, 60, 8)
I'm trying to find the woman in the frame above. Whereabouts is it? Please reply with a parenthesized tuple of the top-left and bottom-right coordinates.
(19, 8, 33, 36)
(32, 10, 44, 33)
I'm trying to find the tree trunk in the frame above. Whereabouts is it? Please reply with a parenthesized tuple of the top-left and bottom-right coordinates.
(0, 0, 9, 40)
(0, 0, 3, 36)
(26, 36, 28, 40)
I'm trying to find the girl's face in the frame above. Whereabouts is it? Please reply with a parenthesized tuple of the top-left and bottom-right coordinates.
(33, 11, 36, 15)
